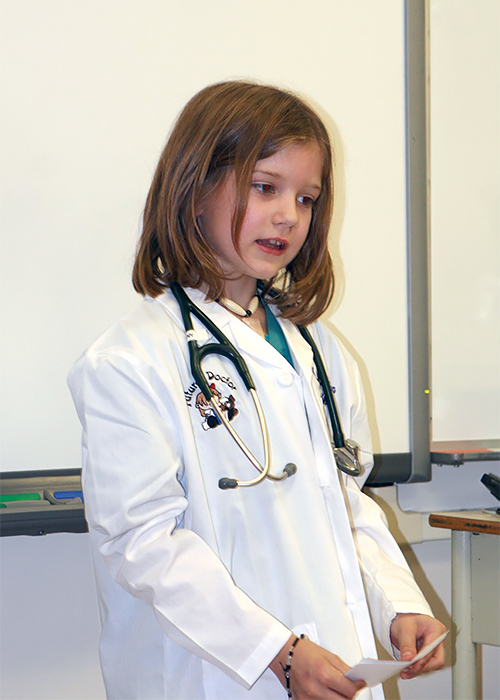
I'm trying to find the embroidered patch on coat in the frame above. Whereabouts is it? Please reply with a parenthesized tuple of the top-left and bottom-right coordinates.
(184, 372, 239, 431)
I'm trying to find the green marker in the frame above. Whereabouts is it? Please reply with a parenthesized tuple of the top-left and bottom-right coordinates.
(0, 493, 41, 503)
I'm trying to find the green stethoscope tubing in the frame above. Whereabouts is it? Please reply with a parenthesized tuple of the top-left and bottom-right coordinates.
(171, 283, 364, 489)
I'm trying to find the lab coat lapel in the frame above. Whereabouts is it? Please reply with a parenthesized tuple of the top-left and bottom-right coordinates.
(208, 304, 293, 372)
(228, 319, 282, 368)
(227, 307, 316, 376)
(277, 318, 315, 382)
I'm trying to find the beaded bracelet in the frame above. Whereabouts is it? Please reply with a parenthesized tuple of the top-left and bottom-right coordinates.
(280, 633, 308, 699)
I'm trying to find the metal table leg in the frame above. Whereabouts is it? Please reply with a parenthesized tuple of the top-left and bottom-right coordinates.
(451, 529, 477, 699)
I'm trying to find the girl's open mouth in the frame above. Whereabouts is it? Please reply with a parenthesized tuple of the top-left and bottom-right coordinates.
(256, 238, 288, 254)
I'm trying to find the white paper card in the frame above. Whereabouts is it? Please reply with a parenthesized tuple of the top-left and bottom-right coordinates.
(345, 631, 448, 687)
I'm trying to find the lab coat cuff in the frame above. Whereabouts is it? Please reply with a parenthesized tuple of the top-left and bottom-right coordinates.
(237, 623, 292, 689)
(387, 602, 435, 660)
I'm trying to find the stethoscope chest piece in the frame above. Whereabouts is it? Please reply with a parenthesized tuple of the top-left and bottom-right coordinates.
(332, 439, 364, 477)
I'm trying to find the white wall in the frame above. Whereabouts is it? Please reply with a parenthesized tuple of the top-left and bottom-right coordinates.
(0, 534, 105, 700)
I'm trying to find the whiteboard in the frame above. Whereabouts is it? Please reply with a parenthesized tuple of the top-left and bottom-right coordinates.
(0, 0, 410, 473)
(429, 0, 500, 441)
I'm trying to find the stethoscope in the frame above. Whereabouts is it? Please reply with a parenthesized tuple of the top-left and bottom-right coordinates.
(171, 283, 364, 489)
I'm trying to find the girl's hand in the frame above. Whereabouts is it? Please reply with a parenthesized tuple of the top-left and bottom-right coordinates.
(390, 613, 447, 680)
(269, 635, 366, 699)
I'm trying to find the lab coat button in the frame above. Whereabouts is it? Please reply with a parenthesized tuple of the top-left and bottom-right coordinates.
(278, 371, 293, 386)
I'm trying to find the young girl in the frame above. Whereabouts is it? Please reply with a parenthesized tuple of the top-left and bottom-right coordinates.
(69, 81, 446, 700)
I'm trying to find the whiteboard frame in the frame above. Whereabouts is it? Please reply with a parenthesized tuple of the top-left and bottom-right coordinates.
(404, 0, 432, 482)
(368, 0, 431, 486)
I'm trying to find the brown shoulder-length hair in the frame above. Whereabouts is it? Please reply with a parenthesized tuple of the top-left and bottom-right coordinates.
(133, 80, 335, 325)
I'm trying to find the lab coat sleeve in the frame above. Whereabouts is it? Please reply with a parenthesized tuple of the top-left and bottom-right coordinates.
(313, 324, 434, 654)
(343, 479, 434, 655)
(68, 349, 291, 689)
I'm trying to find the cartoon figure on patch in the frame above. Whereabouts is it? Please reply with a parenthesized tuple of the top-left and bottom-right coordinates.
(222, 394, 238, 421)
(195, 383, 239, 430)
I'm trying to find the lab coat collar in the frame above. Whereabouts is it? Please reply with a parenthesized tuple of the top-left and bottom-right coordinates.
(153, 286, 316, 377)
(153, 287, 233, 343)
(221, 302, 316, 382)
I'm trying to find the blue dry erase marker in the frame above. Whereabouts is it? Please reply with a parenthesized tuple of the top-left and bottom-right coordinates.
(53, 491, 84, 501)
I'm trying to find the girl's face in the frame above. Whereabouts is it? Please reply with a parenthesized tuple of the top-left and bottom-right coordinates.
(198, 142, 324, 303)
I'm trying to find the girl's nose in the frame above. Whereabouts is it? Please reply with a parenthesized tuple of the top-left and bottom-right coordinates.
(272, 196, 299, 228)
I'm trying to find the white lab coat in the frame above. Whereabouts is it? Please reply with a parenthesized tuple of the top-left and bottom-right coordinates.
(68, 288, 433, 700)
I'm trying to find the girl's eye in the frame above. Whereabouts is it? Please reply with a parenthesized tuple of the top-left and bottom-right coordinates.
(253, 183, 275, 195)
(298, 195, 315, 207)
